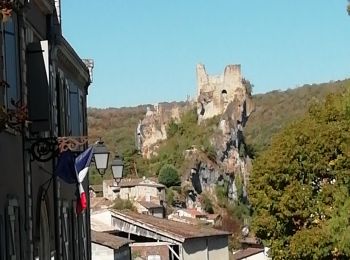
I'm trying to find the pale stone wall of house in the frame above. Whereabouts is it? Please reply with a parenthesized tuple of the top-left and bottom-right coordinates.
(103, 181, 119, 201)
(91, 243, 114, 260)
(183, 237, 229, 260)
(120, 185, 161, 201)
(208, 236, 229, 260)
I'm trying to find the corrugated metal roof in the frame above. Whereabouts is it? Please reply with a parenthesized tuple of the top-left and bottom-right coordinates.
(110, 210, 230, 242)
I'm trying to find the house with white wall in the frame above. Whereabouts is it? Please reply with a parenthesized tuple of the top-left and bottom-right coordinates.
(110, 210, 231, 260)
(103, 177, 166, 217)
(91, 230, 132, 260)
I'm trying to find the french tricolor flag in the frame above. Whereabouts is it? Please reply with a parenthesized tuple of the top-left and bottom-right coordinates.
(74, 147, 93, 214)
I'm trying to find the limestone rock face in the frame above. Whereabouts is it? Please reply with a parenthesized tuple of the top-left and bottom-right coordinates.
(137, 102, 189, 158)
(193, 64, 254, 203)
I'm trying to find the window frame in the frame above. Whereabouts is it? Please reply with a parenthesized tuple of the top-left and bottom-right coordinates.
(2, 13, 20, 110)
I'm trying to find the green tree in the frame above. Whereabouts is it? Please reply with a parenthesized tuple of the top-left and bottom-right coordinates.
(249, 93, 350, 259)
(158, 164, 181, 187)
(201, 193, 214, 214)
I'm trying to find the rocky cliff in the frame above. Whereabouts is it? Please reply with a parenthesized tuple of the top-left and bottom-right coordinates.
(136, 101, 190, 159)
(137, 64, 254, 208)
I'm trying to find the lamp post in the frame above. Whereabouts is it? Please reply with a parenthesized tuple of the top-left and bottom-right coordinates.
(92, 140, 110, 176)
(110, 154, 124, 185)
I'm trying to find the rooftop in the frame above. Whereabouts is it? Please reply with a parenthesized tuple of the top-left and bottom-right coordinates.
(90, 184, 103, 192)
(90, 197, 113, 210)
(91, 230, 132, 250)
(233, 248, 265, 260)
(180, 208, 207, 217)
(110, 210, 230, 243)
(104, 177, 165, 188)
(138, 201, 163, 209)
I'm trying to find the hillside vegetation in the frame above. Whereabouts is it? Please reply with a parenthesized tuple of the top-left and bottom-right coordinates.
(87, 79, 349, 182)
(245, 80, 348, 154)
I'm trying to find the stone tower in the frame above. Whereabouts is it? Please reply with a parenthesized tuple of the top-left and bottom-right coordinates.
(196, 64, 247, 121)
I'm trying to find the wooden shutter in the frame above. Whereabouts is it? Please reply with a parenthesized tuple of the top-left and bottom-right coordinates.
(27, 40, 50, 132)
(6, 198, 22, 260)
(61, 203, 70, 260)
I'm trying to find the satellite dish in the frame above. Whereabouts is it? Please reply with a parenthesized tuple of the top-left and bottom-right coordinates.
(241, 225, 249, 237)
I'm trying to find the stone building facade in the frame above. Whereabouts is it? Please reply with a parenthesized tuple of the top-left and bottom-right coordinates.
(0, 1, 92, 259)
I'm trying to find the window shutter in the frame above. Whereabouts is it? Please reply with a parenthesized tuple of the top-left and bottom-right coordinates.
(27, 40, 50, 132)
(61, 204, 70, 260)
(6, 198, 21, 260)
(4, 13, 19, 109)
(69, 84, 79, 136)
(71, 202, 79, 260)
(81, 212, 87, 260)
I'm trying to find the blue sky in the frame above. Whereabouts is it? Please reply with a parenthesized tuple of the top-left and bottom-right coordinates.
(62, 1, 350, 108)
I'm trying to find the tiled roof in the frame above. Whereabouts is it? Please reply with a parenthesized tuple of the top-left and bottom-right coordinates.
(90, 197, 113, 210)
(90, 184, 103, 192)
(91, 230, 132, 249)
(103, 177, 165, 188)
(138, 201, 163, 209)
(181, 209, 207, 217)
(233, 248, 264, 260)
(110, 210, 231, 242)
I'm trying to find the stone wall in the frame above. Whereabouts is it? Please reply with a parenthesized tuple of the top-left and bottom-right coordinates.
(196, 64, 250, 122)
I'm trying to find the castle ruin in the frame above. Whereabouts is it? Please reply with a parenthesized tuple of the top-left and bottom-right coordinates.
(196, 64, 251, 121)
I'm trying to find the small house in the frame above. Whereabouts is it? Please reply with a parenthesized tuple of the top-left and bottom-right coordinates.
(91, 230, 132, 260)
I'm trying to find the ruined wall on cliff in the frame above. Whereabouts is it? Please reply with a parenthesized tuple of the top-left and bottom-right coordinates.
(189, 64, 254, 205)
(137, 64, 255, 207)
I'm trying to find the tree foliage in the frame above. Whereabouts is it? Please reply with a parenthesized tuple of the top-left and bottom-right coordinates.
(249, 92, 350, 259)
(158, 164, 181, 187)
(245, 80, 347, 155)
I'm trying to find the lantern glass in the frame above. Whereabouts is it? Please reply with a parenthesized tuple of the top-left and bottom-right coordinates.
(111, 155, 124, 181)
(93, 140, 110, 175)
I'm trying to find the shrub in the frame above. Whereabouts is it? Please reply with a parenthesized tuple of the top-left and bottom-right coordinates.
(113, 198, 135, 211)
(158, 164, 181, 187)
(166, 187, 175, 206)
(201, 193, 214, 214)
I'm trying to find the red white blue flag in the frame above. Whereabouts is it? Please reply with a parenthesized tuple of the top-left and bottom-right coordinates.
(74, 147, 93, 214)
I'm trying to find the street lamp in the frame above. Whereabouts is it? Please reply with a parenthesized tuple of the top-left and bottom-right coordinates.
(110, 154, 124, 185)
(92, 140, 110, 176)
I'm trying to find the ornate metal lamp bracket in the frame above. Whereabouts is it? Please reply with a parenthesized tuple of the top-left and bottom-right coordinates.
(28, 136, 89, 162)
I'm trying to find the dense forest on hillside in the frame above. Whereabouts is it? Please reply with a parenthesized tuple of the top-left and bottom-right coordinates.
(245, 80, 348, 154)
(87, 79, 349, 183)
